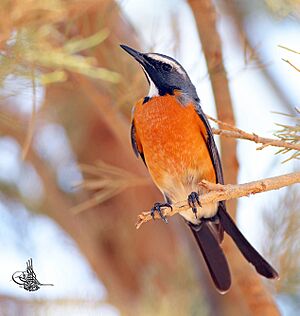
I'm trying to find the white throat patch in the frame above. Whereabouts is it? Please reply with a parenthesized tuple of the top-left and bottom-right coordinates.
(148, 76, 159, 97)
(140, 65, 159, 97)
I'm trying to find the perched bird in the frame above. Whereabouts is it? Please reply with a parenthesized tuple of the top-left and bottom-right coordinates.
(121, 44, 278, 293)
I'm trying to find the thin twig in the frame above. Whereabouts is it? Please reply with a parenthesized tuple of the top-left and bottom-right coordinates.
(136, 171, 300, 229)
(282, 59, 300, 72)
(278, 45, 300, 55)
(22, 66, 37, 160)
(212, 129, 300, 151)
(206, 114, 300, 151)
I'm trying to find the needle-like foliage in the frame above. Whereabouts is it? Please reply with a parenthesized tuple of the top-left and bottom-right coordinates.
(274, 109, 300, 162)
(0, 0, 119, 86)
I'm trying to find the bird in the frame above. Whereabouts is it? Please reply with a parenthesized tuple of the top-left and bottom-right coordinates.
(120, 44, 279, 293)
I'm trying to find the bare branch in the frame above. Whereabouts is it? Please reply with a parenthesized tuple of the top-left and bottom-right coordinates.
(278, 45, 300, 55)
(207, 114, 300, 151)
(22, 67, 37, 160)
(188, 0, 238, 219)
(136, 171, 300, 229)
(282, 58, 300, 72)
(213, 128, 300, 151)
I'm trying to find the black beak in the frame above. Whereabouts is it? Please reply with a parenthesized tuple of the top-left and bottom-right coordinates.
(120, 44, 146, 65)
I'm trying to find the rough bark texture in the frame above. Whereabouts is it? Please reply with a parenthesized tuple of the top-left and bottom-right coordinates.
(137, 171, 300, 227)
(188, 0, 280, 315)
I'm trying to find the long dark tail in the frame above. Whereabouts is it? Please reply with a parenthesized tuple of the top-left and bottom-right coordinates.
(189, 221, 231, 293)
(218, 203, 279, 279)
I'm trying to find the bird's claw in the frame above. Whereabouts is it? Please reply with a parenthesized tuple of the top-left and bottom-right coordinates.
(151, 202, 172, 223)
(188, 192, 202, 219)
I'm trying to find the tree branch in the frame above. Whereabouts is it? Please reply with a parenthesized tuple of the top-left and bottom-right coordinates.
(213, 128, 300, 151)
(189, 0, 239, 218)
(187, 2, 245, 313)
(184, 3, 279, 314)
(136, 171, 300, 229)
(206, 114, 300, 151)
(282, 58, 300, 72)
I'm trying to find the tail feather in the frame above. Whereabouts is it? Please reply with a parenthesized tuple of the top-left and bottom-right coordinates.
(189, 222, 231, 293)
(218, 204, 279, 279)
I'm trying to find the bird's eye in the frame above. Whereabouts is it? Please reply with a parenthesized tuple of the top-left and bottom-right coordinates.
(161, 63, 172, 72)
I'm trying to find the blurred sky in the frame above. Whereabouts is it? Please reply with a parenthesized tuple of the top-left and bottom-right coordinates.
(0, 0, 299, 315)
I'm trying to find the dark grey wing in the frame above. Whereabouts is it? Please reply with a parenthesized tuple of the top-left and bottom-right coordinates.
(131, 121, 146, 167)
(194, 104, 224, 185)
(194, 103, 226, 241)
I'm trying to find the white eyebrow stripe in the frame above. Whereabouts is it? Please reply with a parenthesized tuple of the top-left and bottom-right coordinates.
(146, 54, 186, 76)
(147, 54, 174, 64)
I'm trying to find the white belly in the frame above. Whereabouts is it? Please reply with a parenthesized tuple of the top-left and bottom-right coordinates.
(179, 203, 218, 225)
(159, 172, 218, 225)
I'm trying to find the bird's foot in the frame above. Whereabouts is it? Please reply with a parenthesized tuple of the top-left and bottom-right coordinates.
(188, 192, 202, 219)
(151, 202, 172, 223)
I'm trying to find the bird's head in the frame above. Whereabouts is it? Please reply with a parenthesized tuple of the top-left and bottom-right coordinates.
(120, 45, 199, 102)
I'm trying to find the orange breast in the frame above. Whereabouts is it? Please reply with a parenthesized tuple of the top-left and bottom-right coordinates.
(133, 95, 216, 196)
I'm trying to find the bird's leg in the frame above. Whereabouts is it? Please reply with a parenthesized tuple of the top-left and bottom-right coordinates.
(151, 202, 172, 223)
(188, 191, 202, 219)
